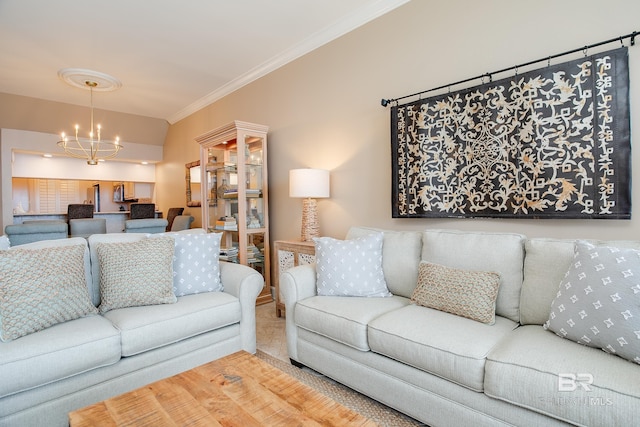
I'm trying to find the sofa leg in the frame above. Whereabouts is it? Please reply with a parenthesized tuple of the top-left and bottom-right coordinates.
(290, 358, 306, 369)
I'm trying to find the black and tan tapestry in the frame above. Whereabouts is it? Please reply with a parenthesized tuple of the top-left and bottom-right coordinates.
(392, 47, 631, 219)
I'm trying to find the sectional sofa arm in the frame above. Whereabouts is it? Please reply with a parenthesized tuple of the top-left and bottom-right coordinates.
(219, 261, 264, 353)
(281, 263, 317, 361)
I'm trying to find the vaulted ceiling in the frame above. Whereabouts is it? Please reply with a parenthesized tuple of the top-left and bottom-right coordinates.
(0, 0, 408, 125)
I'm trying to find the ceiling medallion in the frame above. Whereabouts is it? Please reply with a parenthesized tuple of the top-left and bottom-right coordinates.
(57, 68, 122, 92)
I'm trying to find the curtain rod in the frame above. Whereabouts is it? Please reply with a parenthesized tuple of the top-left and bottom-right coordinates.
(381, 30, 638, 107)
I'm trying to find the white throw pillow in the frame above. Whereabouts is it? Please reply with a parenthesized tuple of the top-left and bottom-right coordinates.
(313, 232, 391, 297)
(544, 241, 640, 365)
(169, 232, 223, 296)
(0, 235, 10, 250)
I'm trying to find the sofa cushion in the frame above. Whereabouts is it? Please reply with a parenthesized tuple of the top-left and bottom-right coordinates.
(544, 241, 640, 364)
(485, 325, 640, 426)
(102, 291, 240, 356)
(520, 238, 576, 325)
(155, 231, 223, 296)
(411, 261, 501, 324)
(421, 229, 525, 322)
(346, 227, 423, 298)
(313, 232, 391, 297)
(368, 304, 518, 392)
(294, 295, 410, 351)
(96, 236, 177, 313)
(0, 241, 97, 341)
(0, 315, 120, 398)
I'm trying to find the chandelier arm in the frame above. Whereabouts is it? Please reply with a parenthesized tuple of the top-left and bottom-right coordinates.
(78, 124, 93, 160)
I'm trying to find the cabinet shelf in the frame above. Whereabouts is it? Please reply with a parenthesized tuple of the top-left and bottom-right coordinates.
(221, 190, 262, 199)
(211, 227, 267, 233)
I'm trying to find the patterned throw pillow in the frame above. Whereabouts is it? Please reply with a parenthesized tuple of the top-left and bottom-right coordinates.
(411, 261, 501, 324)
(170, 232, 223, 296)
(0, 243, 97, 341)
(314, 232, 391, 297)
(97, 236, 176, 313)
(544, 241, 640, 364)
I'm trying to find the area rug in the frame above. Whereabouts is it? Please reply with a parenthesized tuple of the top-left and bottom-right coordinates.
(255, 350, 424, 426)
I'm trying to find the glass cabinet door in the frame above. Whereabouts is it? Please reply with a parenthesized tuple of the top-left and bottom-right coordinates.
(244, 135, 266, 273)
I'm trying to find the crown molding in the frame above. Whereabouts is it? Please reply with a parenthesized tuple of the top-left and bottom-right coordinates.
(167, 0, 410, 124)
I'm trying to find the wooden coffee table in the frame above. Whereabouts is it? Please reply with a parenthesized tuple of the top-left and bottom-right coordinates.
(69, 351, 377, 426)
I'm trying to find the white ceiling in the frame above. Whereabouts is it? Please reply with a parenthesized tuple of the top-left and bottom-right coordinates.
(0, 0, 408, 124)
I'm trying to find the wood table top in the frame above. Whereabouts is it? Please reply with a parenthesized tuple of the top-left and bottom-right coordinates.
(68, 351, 377, 426)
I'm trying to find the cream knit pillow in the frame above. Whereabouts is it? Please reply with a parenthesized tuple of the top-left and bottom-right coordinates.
(411, 261, 501, 324)
(0, 243, 97, 341)
(97, 236, 176, 313)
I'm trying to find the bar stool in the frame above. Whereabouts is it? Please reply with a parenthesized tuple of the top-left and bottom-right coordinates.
(166, 207, 185, 231)
(129, 203, 155, 219)
(67, 204, 94, 220)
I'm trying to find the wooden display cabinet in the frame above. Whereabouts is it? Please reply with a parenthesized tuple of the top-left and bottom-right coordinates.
(195, 121, 272, 305)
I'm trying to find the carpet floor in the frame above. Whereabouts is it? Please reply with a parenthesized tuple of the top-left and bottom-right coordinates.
(255, 350, 425, 427)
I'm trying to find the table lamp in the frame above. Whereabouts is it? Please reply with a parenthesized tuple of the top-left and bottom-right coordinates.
(289, 168, 330, 241)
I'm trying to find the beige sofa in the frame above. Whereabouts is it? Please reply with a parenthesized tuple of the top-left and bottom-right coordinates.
(0, 230, 263, 427)
(282, 227, 640, 426)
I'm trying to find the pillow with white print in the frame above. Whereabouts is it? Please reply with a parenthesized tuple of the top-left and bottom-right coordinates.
(544, 241, 640, 365)
(165, 232, 223, 296)
(313, 232, 391, 297)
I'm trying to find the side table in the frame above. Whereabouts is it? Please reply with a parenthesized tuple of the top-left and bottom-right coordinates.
(273, 240, 316, 317)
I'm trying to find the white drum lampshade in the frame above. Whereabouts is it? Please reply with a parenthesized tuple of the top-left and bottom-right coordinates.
(289, 168, 330, 241)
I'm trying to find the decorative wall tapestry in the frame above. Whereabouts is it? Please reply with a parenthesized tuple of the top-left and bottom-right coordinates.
(391, 47, 631, 219)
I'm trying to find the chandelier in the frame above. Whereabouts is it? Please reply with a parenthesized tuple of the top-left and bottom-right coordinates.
(57, 70, 123, 165)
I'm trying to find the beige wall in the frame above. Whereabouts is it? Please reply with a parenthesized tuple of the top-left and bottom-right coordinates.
(159, 0, 640, 243)
(0, 92, 168, 146)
